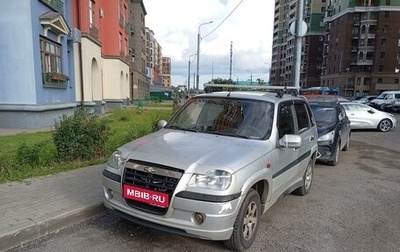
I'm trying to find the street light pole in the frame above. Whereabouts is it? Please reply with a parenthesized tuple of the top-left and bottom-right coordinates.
(187, 53, 196, 94)
(196, 21, 213, 93)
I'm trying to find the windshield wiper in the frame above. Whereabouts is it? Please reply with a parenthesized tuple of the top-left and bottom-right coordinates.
(213, 131, 250, 139)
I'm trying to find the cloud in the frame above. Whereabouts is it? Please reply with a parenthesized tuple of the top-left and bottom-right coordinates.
(144, 0, 274, 88)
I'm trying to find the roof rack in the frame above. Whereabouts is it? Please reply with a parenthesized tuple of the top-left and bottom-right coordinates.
(203, 83, 300, 97)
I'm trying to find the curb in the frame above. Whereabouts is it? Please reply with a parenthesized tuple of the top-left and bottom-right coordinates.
(0, 203, 106, 252)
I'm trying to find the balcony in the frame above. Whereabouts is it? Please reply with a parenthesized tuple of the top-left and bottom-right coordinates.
(119, 15, 125, 28)
(90, 24, 99, 40)
(39, 0, 64, 13)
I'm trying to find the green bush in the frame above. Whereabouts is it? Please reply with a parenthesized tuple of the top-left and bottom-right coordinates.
(0, 108, 173, 183)
(14, 142, 46, 167)
(53, 109, 109, 161)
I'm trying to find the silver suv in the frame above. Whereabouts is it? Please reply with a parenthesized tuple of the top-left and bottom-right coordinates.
(102, 91, 318, 251)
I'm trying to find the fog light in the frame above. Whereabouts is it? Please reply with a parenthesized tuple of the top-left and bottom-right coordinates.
(105, 189, 113, 200)
(193, 212, 205, 225)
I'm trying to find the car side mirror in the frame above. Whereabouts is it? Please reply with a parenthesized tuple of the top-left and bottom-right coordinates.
(157, 120, 167, 129)
(279, 134, 302, 149)
(367, 109, 374, 114)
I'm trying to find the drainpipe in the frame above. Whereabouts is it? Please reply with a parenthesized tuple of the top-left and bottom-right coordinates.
(77, 0, 84, 108)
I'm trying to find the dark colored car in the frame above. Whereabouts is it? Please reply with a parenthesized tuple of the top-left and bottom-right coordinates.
(305, 96, 351, 166)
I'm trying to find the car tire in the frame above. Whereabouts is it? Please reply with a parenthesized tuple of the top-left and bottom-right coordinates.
(328, 142, 340, 166)
(224, 189, 261, 251)
(293, 158, 314, 196)
(377, 119, 392, 132)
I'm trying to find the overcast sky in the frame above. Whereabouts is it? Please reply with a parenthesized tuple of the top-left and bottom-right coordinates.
(144, 0, 274, 89)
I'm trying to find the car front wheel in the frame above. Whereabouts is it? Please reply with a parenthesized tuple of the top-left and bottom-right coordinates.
(328, 142, 340, 166)
(224, 189, 261, 251)
(378, 119, 392, 132)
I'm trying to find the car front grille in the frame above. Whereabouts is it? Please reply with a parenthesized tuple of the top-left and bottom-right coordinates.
(123, 159, 183, 215)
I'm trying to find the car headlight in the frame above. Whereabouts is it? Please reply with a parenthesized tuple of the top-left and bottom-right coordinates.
(188, 170, 232, 190)
(318, 130, 335, 142)
(107, 151, 126, 171)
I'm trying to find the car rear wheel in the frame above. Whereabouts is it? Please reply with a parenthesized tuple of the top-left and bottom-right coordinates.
(378, 119, 392, 132)
(293, 158, 314, 196)
(224, 189, 261, 251)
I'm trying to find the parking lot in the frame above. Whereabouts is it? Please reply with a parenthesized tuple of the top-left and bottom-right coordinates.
(9, 113, 400, 252)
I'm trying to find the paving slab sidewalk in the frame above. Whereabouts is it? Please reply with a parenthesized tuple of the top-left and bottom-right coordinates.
(0, 164, 106, 252)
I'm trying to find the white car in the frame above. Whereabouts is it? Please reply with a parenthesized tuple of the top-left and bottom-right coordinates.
(341, 102, 396, 132)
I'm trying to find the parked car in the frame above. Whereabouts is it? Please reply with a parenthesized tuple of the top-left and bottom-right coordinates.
(340, 102, 397, 132)
(352, 95, 377, 105)
(102, 90, 319, 251)
(369, 91, 400, 112)
(304, 95, 351, 166)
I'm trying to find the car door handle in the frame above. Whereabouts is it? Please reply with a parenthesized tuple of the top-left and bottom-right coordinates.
(309, 135, 315, 142)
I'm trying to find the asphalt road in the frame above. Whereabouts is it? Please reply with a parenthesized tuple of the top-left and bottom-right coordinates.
(8, 114, 400, 252)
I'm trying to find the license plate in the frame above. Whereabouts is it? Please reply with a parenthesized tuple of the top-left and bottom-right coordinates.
(123, 184, 169, 208)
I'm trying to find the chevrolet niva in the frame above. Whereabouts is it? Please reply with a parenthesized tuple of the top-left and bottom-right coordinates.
(102, 90, 319, 251)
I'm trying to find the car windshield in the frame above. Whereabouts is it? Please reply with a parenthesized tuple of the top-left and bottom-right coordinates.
(376, 93, 389, 99)
(310, 104, 338, 130)
(166, 97, 274, 140)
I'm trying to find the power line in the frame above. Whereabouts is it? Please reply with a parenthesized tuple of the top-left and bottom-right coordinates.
(202, 0, 245, 40)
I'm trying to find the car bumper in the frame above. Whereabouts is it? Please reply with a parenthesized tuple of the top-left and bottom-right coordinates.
(102, 175, 243, 241)
(316, 144, 334, 162)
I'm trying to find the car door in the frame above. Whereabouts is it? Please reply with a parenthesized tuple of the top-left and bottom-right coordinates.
(272, 101, 298, 196)
(272, 100, 315, 196)
(293, 100, 316, 178)
(343, 103, 374, 128)
(338, 104, 351, 149)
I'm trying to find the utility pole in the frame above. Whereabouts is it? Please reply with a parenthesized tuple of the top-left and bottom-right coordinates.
(229, 41, 233, 82)
(293, 0, 305, 88)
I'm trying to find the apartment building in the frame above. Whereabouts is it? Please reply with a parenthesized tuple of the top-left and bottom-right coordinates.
(270, 0, 327, 88)
(0, 0, 75, 128)
(162, 57, 172, 87)
(128, 0, 149, 100)
(71, 0, 130, 111)
(321, 0, 400, 97)
(145, 27, 163, 86)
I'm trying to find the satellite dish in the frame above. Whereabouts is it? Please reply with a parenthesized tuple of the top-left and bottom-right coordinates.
(289, 20, 307, 36)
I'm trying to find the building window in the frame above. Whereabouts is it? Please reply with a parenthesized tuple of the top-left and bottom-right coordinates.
(378, 65, 383, 72)
(40, 37, 68, 88)
(41, 37, 62, 73)
(119, 32, 122, 52)
(384, 12, 389, 18)
(377, 78, 382, 83)
(380, 52, 385, 59)
(89, 0, 95, 27)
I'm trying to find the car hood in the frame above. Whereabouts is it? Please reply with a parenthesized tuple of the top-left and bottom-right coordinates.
(316, 123, 336, 136)
(118, 129, 272, 174)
